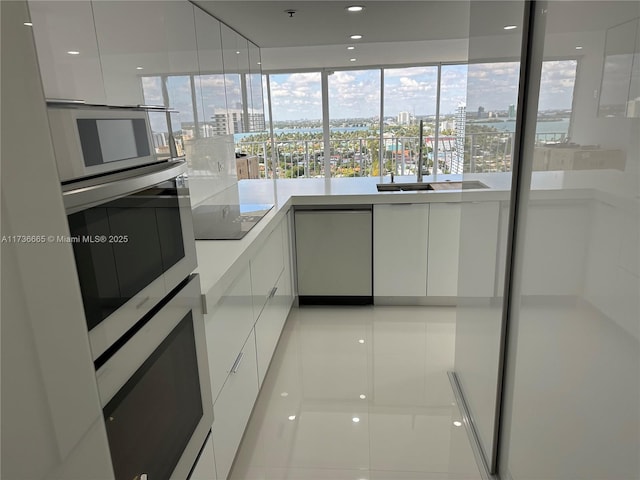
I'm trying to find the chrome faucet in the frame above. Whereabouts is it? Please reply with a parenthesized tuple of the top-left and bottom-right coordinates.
(417, 119, 424, 182)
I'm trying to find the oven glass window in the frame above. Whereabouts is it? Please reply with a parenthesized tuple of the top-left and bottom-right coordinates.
(77, 118, 151, 166)
(103, 312, 203, 480)
(67, 180, 185, 330)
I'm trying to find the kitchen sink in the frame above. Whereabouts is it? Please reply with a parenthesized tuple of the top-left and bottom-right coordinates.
(376, 180, 489, 192)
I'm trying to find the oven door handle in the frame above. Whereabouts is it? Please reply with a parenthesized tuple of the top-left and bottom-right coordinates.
(62, 160, 187, 214)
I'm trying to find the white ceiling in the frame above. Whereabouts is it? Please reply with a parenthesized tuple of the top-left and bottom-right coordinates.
(192, 1, 639, 71)
(192, 1, 472, 48)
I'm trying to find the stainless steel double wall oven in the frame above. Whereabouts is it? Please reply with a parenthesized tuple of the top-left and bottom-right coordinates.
(52, 103, 213, 480)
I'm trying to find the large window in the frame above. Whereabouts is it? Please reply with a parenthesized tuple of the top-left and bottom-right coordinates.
(244, 72, 324, 178)
(143, 60, 578, 180)
(328, 70, 381, 177)
(383, 66, 438, 177)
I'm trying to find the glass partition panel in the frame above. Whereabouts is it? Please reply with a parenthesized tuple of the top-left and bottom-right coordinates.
(500, 2, 640, 480)
(455, 1, 526, 474)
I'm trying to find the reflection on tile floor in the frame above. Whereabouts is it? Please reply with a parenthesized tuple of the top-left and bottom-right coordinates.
(231, 306, 482, 480)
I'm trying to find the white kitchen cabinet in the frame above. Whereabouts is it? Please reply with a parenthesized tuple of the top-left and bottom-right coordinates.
(194, 6, 225, 132)
(28, 1, 106, 104)
(250, 223, 285, 320)
(454, 201, 500, 298)
(189, 433, 217, 480)
(204, 263, 254, 403)
(255, 220, 294, 386)
(255, 269, 290, 387)
(427, 203, 462, 297)
(212, 329, 259, 480)
(373, 204, 429, 297)
(92, 1, 199, 106)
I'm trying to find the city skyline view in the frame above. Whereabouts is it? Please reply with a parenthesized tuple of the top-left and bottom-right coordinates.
(269, 60, 578, 121)
(143, 59, 578, 128)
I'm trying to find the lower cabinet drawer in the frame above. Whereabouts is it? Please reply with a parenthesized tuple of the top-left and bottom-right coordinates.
(204, 265, 254, 403)
(255, 267, 292, 387)
(212, 330, 259, 480)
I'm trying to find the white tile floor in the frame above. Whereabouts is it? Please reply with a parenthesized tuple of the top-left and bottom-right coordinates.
(231, 306, 482, 480)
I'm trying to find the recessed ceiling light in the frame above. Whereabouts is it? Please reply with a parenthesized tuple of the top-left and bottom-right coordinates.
(23, 22, 33, 26)
(358, 338, 365, 343)
(257, 61, 262, 65)
(359, 394, 366, 399)
(136, 66, 144, 70)
(575, 46, 583, 50)
(280, 392, 288, 397)
(352, 417, 360, 423)
(288, 415, 296, 421)
(350, 34, 363, 40)
(236, 51, 240, 54)
(347, 46, 355, 50)
(67, 51, 80, 55)
(503, 25, 517, 30)
(453, 421, 463, 427)
(350, 58, 357, 62)
(346, 5, 364, 12)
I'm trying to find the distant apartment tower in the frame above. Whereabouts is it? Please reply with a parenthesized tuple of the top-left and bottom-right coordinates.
(452, 104, 466, 174)
(397, 111, 411, 125)
(508, 104, 516, 119)
(211, 107, 266, 134)
(477, 106, 486, 118)
(152, 132, 167, 149)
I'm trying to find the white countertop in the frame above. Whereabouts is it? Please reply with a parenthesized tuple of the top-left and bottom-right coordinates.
(194, 170, 634, 306)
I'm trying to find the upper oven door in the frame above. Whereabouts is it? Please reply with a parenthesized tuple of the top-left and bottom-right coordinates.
(63, 161, 196, 360)
(48, 106, 157, 182)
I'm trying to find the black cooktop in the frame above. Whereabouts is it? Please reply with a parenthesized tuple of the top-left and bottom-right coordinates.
(192, 203, 274, 240)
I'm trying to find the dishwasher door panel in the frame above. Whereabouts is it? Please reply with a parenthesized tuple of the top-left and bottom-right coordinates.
(294, 209, 372, 301)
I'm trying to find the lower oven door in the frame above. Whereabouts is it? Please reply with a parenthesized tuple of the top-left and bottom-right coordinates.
(95, 274, 213, 480)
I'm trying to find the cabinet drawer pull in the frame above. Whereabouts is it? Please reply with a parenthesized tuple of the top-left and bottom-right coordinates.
(230, 352, 244, 374)
(268, 287, 278, 299)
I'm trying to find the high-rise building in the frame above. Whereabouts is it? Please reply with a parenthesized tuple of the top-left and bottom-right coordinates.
(508, 104, 516, 119)
(397, 111, 411, 125)
(477, 106, 486, 118)
(211, 107, 266, 135)
(453, 104, 466, 174)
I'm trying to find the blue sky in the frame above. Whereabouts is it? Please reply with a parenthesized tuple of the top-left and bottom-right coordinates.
(268, 60, 577, 121)
(143, 60, 578, 126)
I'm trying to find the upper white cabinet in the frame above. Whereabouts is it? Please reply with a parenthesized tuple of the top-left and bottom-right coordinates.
(221, 24, 248, 133)
(374, 204, 429, 297)
(194, 7, 226, 135)
(28, 1, 106, 104)
(163, 2, 198, 77)
(92, 1, 170, 106)
(427, 203, 462, 297)
(247, 42, 265, 132)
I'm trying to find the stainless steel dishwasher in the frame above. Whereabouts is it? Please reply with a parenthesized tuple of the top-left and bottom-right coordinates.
(294, 206, 372, 305)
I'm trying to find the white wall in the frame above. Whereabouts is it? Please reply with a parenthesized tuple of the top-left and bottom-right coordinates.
(0, 2, 114, 478)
